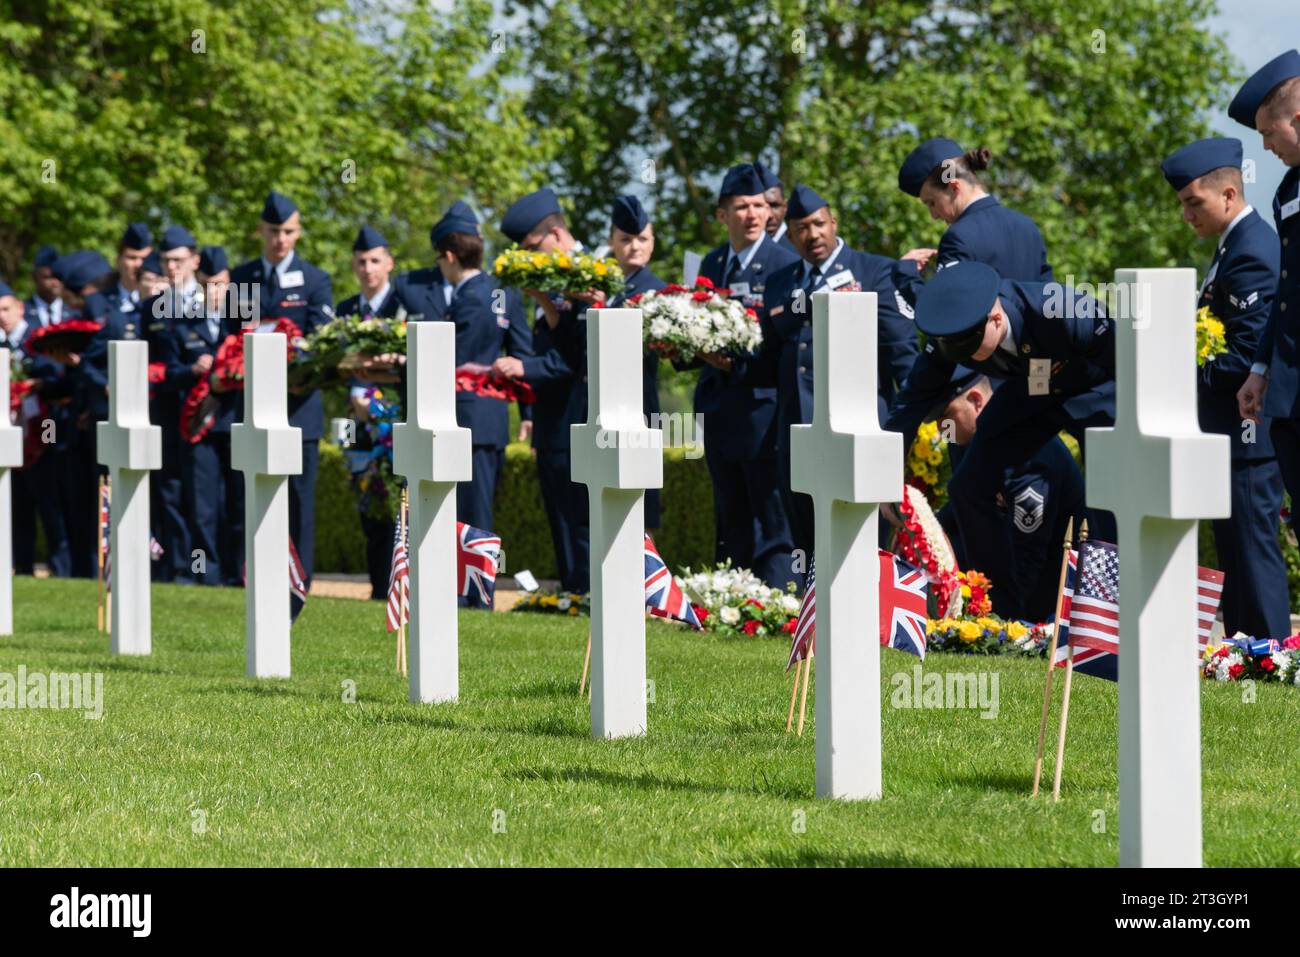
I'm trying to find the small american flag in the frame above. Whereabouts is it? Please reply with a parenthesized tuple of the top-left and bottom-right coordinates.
(1054, 542, 1224, 681)
(457, 521, 501, 607)
(385, 519, 409, 632)
(100, 481, 112, 586)
(643, 534, 701, 629)
(288, 538, 309, 604)
(1068, 540, 1119, 654)
(785, 555, 816, 672)
(879, 550, 929, 660)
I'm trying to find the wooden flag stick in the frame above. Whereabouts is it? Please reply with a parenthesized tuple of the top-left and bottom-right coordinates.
(1032, 516, 1073, 797)
(785, 658, 803, 733)
(796, 652, 813, 737)
(579, 631, 592, 696)
(1052, 520, 1088, 802)
(96, 475, 106, 633)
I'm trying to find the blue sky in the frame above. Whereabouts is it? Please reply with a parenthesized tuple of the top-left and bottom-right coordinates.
(1208, 0, 1298, 221)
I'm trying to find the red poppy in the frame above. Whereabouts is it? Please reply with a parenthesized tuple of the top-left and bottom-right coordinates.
(691, 290, 712, 302)
(744, 599, 764, 610)
(1260, 656, 1276, 672)
(742, 620, 760, 636)
(691, 604, 709, 623)
(1228, 663, 1244, 680)
(783, 618, 797, 634)
(695, 276, 715, 290)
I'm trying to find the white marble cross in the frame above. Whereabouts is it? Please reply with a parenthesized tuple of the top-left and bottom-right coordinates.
(0, 349, 25, 635)
(572, 308, 663, 738)
(95, 340, 162, 655)
(790, 291, 903, 800)
(1087, 268, 1229, 868)
(393, 320, 471, 703)
(232, 333, 302, 678)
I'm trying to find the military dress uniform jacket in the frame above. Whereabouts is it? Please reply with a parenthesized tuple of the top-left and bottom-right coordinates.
(1256, 168, 1300, 420)
(694, 233, 799, 461)
(886, 280, 1115, 452)
(894, 195, 1054, 306)
(227, 253, 334, 440)
(1198, 208, 1280, 459)
(608, 265, 666, 424)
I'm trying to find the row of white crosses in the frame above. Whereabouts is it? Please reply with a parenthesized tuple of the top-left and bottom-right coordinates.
(19, 267, 1221, 868)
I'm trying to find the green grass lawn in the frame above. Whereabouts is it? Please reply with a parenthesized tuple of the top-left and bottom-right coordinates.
(0, 576, 1295, 867)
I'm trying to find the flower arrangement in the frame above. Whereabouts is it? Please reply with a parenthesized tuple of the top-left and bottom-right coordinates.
(894, 483, 964, 617)
(493, 247, 624, 298)
(1196, 305, 1228, 367)
(511, 590, 590, 616)
(24, 318, 102, 357)
(1202, 633, 1300, 685)
(180, 318, 304, 443)
(630, 276, 763, 362)
(677, 562, 801, 637)
(344, 385, 403, 521)
(926, 616, 1048, 656)
(906, 420, 952, 508)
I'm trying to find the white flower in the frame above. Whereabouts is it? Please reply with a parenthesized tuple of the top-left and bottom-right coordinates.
(720, 606, 741, 625)
(557, 597, 571, 610)
(780, 594, 801, 615)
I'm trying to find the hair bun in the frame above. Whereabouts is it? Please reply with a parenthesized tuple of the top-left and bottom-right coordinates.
(964, 147, 992, 171)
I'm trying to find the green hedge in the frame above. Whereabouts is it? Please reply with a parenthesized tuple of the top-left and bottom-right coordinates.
(315, 442, 716, 579)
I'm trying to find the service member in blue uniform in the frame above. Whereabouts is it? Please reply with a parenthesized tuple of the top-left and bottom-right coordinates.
(695, 163, 799, 588)
(492, 188, 593, 592)
(28, 245, 64, 328)
(1, 281, 40, 574)
(754, 161, 797, 254)
(229, 191, 334, 584)
(925, 369, 1086, 622)
(894, 138, 1053, 304)
(886, 261, 1113, 605)
(102, 222, 153, 316)
(1233, 51, 1300, 552)
(726, 183, 918, 562)
(163, 245, 241, 586)
(1161, 137, 1291, 638)
(605, 194, 666, 529)
(335, 226, 407, 600)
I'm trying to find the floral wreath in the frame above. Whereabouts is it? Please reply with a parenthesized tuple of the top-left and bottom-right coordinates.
(180, 318, 303, 443)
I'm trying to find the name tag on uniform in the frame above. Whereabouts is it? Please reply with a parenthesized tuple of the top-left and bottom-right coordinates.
(729, 281, 751, 297)
(1282, 197, 1300, 221)
(280, 271, 304, 289)
(825, 270, 855, 291)
(1028, 358, 1051, 396)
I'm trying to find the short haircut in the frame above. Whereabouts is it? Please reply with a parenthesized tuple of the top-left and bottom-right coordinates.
(1201, 165, 1244, 192)
(525, 212, 567, 243)
(1262, 75, 1300, 120)
(436, 231, 484, 270)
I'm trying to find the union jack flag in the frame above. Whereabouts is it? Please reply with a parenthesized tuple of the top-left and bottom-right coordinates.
(785, 555, 816, 672)
(1053, 543, 1224, 681)
(644, 534, 701, 629)
(385, 519, 409, 632)
(457, 521, 501, 607)
(878, 550, 929, 659)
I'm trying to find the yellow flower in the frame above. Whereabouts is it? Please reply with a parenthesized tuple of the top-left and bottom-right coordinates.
(568, 606, 579, 616)
(961, 584, 972, 598)
(1006, 621, 1029, 640)
(957, 621, 982, 643)
(556, 254, 572, 269)
(976, 616, 1000, 632)
(531, 253, 549, 268)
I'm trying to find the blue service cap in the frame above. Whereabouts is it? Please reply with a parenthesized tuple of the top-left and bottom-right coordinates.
(198, 245, 228, 276)
(353, 225, 390, 252)
(34, 244, 59, 270)
(120, 222, 152, 250)
(610, 195, 649, 235)
(898, 137, 964, 197)
(52, 251, 114, 292)
(1161, 138, 1243, 191)
(500, 189, 561, 244)
(430, 200, 479, 246)
(140, 250, 164, 276)
(923, 365, 1002, 421)
(0, 279, 14, 299)
(160, 225, 197, 251)
(915, 260, 1002, 339)
(261, 190, 299, 224)
(717, 163, 765, 202)
(786, 184, 829, 221)
(753, 161, 782, 192)
(1229, 49, 1300, 129)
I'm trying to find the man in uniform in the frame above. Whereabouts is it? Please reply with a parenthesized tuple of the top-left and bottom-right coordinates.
(723, 183, 918, 564)
(886, 261, 1113, 603)
(1234, 51, 1300, 557)
(492, 188, 592, 592)
(229, 191, 334, 584)
(103, 222, 153, 316)
(754, 161, 796, 253)
(1162, 137, 1290, 638)
(925, 369, 1085, 622)
(28, 245, 64, 328)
